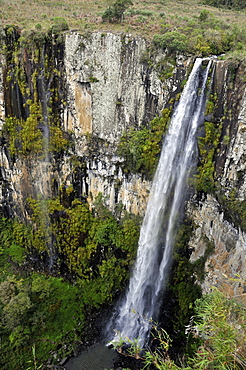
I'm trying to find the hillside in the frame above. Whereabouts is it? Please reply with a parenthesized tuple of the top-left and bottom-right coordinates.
(1, 0, 246, 57)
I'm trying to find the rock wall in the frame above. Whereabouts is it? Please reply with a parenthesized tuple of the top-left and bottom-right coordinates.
(188, 59, 246, 297)
(0, 30, 245, 295)
(0, 55, 5, 128)
(188, 195, 246, 301)
(85, 155, 151, 215)
(0, 31, 190, 218)
(64, 32, 188, 150)
(221, 86, 246, 198)
(61, 31, 191, 213)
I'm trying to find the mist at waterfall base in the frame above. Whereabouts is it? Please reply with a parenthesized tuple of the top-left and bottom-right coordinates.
(106, 58, 212, 349)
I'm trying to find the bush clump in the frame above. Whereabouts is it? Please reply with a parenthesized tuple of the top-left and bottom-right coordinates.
(102, 0, 133, 23)
(203, 0, 246, 9)
(117, 109, 171, 179)
(153, 31, 189, 53)
(50, 17, 69, 34)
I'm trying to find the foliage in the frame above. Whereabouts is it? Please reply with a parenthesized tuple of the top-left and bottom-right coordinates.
(25, 193, 140, 279)
(19, 29, 47, 49)
(152, 9, 236, 56)
(144, 328, 186, 370)
(112, 290, 246, 370)
(117, 109, 171, 179)
(50, 17, 69, 34)
(26, 346, 42, 370)
(0, 217, 32, 267)
(2, 33, 70, 158)
(203, 0, 246, 9)
(188, 289, 246, 369)
(3, 105, 43, 156)
(0, 273, 85, 369)
(102, 0, 133, 23)
(0, 192, 140, 368)
(195, 117, 222, 194)
(153, 31, 189, 53)
(49, 124, 70, 152)
(155, 57, 176, 81)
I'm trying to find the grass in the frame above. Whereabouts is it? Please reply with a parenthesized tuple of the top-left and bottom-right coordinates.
(0, 0, 245, 42)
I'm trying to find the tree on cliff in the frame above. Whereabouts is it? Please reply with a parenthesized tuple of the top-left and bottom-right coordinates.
(102, 0, 133, 23)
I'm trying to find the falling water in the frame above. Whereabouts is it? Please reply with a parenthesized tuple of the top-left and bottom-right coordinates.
(107, 58, 212, 347)
(38, 47, 55, 270)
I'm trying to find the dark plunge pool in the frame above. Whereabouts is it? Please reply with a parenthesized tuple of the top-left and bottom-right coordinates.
(64, 343, 118, 370)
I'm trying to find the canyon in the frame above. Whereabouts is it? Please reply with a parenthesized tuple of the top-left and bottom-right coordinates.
(1, 30, 245, 293)
(0, 28, 245, 368)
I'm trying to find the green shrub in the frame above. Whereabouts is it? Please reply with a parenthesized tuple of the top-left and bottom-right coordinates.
(0, 273, 86, 369)
(0, 191, 140, 369)
(113, 289, 246, 370)
(3, 104, 43, 156)
(203, 0, 246, 10)
(102, 0, 133, 22)
(189, 289, 246, 369)
(35, 23, 42, 30)
(153, 31, 189, 53)
(102, 0, 133, 23)
(117, 109, 171, 178)
(199, 9, 211, 22)
(151, 9, 244, 57)
(196, 119, 222, 194)
(50, 17, 69, 33)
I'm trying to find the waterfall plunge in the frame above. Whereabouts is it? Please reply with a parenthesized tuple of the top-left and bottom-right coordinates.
(107, 58, 212, 347)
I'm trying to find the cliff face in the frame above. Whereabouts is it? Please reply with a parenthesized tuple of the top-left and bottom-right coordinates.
(63, 32, 190, 214)
(0, 55, 4, 128)
(0, 31, 189, 217)
(189, 195, 246, 297)
(188, 60, 246, 298)
(0, 30, 245, 295)
(64, 32, 187, 145)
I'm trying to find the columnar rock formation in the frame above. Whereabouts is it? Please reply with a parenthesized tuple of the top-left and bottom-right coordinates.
(0, 30, 245, 295)
(188, 60, 246, 299)
(0, 31, 189, 217)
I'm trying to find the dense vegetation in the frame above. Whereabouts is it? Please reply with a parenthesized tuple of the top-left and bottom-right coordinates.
(114, 288, 246, 369)
(117, 108, 171, 179)
(102, 0, 133, 23)
(203, 0, 246, 9)
(0, 193, 140, 369)
(1, 24, 70, 158)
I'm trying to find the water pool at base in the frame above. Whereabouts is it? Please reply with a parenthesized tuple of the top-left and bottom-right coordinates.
(64, 343, 117, 370)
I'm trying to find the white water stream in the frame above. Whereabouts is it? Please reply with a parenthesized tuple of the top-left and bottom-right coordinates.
(107, 58, 212, 347)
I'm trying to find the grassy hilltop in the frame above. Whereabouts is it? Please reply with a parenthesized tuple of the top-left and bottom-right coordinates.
(0, 0, 246, 56)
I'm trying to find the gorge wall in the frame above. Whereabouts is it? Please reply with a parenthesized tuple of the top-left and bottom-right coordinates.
(189, 59, 246, 300)
(0, 29, 245, 297)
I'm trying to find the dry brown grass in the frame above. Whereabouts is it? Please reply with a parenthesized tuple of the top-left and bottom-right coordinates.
(0, 0, 245, 40)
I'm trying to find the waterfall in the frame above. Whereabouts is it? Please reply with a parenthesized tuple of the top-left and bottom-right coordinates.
(37, 47, 55, 270)
(107, 58, 212, 347)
